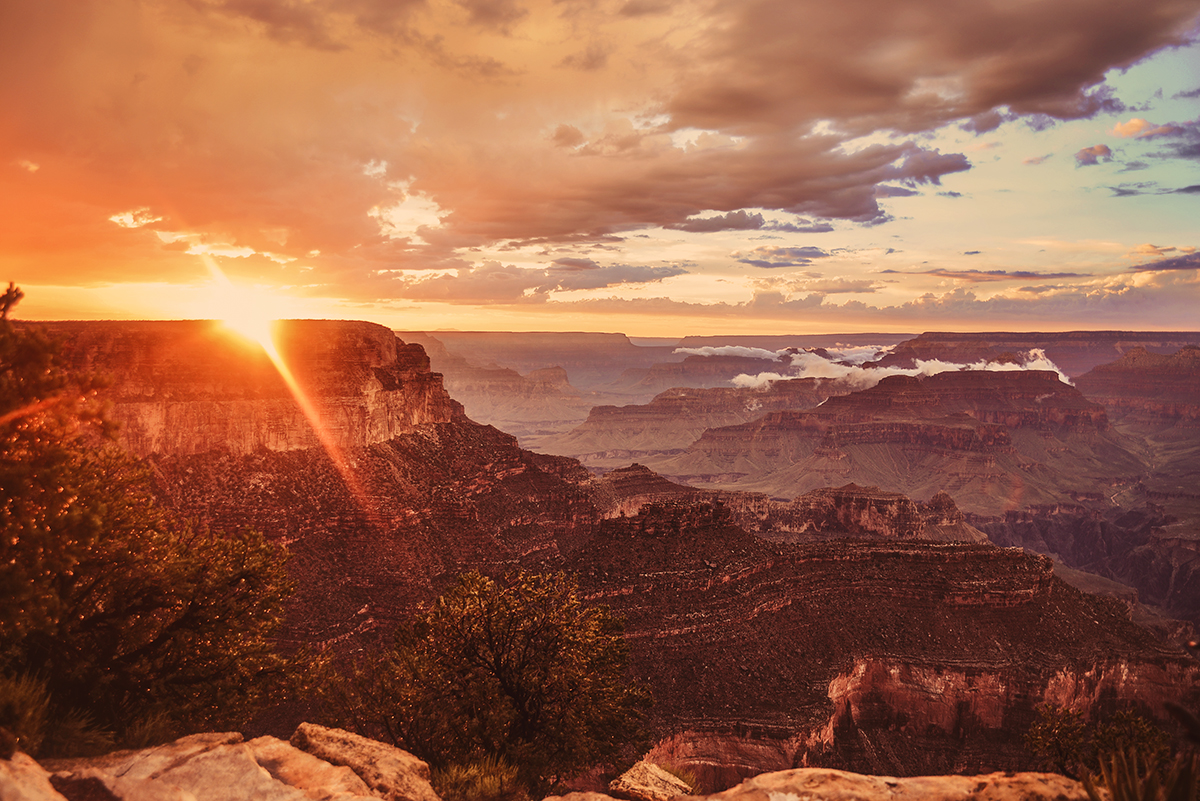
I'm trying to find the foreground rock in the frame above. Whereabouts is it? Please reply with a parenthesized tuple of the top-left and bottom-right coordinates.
(22, 726, 439, 801)
(607, 760, 693, 801)
(554, 768, 1092, 801)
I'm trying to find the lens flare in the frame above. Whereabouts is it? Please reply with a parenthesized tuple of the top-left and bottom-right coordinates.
(203, 258, 381, 532)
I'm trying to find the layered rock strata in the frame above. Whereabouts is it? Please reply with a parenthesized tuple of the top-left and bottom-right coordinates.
(873, 331, 1200, 377)
(27, 320, 1198, 783)
(1076, 345, 1200, 424)
(648, 370, 1145, 515)
(566, 502, 1198, 788)
(540, 379, 850, 466)
(37, 320, 459, 458)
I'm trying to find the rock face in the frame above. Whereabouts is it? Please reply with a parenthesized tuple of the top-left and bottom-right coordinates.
(398, 332, 597, 442)
(539, 379, 850, 467)
(1076, 345, 1200, 424)
(27, 320, 1200, 784)
(19, 727, 438, 801)
(396, 331, 681, 391)
(873, 331, 1200, 377)
(607, 760, 693, 801)
(647, 370, 1143, 515)
(552, 768, 1093, 801)
(566, 502, 1197, 788)
(37, 320, 460, 458)
(606, 355, 787, 398)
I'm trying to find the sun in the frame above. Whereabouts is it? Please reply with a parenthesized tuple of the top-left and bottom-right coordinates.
(202, 259, 283, 355)
(220, 289, 279, 353)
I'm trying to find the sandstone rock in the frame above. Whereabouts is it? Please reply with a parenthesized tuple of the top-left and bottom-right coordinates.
(705, 768, 1092, 800)
(289, 724, 439, 801)
(247, 737, 376, 800)
(550, 768, 1094, 801)
(607, 760, 692, 801)
(0, 751, 67, 801)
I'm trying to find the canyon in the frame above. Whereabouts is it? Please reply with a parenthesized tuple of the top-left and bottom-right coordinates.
(22, 319, 1200, 788)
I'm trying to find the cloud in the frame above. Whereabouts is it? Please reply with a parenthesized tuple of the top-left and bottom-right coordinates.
(398, 258, 687, 302)
(2, 0, 1197, 314)
(1023, 154, 1052, 165)
(1128, 252, 1200, 272)
(730, 347, 1073, 391)
(674, 345, 783, 359)
(668, 210, 767, 232)
(879, 268, 1085, 282)
(1177, 185, 1200, 194)
(736, 245, 831, 268)
(1075, 144, 1113, 166)
(1111, 117, 1184, 138)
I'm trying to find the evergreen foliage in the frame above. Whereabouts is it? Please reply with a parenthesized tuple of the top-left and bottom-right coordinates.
(328, 570, 651, 796)
(0, 285, 295, 755)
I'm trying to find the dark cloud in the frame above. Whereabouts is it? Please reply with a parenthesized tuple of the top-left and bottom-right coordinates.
(961, 110, 1013, 134)
(737, 245, 830, 268)
(940, 191, 963, 198)
(400, 259, 687, 302)
(666, 0, 1193, 136)
(552, 124, 586, 148)
(1129, 253, 1200, 272)
(876, 185, 920, 198)
(1177, 185, 1200, 194)
(669, 210, 767, 232)
(880, 268, 1085, 282)
(1075, 144, 1113, 166)
(963, 250, 980, 255)
(559, 42, 611, 71)
(1172, 86, 1200, 99)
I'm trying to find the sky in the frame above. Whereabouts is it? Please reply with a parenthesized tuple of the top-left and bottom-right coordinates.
(3, 0, 1199, 336)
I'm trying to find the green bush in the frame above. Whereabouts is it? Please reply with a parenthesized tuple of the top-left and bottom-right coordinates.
(327, 570, 651, 796)
(0, 285, 296, 755)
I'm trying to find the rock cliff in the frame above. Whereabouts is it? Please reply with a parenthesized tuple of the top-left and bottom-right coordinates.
(540, 379, 850, 467)
(26, 320, 1199, 784)
(565, 502, 1198, 788)
(37, 320, 460, 458)
(647, 370, 1144, 515)
(873, 331, 1200, 377)
(398, 331, 598, 442)
(1076, 345, 1200, 424)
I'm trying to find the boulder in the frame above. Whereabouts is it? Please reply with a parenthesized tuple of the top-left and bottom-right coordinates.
(709, 768, 1091, 800)
(607, 761, 692, 801)
(0, 751, 67, 801)
(247, 737, 375, 801)
(288, 724, 439, 801)
(551, 768, 1094, 801)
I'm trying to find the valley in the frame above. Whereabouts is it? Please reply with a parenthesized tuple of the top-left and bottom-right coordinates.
(26, 319, 1200, 788)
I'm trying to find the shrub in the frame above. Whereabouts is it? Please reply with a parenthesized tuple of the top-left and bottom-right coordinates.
(0, 285, 296, 755)
(329, 570, 651, 796)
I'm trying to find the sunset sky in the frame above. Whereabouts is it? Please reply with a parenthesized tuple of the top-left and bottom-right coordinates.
(4, 0, 1199, 335)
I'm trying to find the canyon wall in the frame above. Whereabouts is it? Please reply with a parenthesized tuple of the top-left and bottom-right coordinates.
(873, 331, 1200, 377)
(39, 320, 460, 458)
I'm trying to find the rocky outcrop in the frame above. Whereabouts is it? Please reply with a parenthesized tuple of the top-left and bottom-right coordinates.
(606, 355, 787, 398)
(397, 332, 597, 442)
(551, 768, 1092, 801)
(32, 727, 438, 801)
(397, 331, 680, 391)
(607, 761, 693, 801)
(647, 370, 1144, 515)
(1076, 345, 1200, 424)
(566, 502, 1197, 787)
(727, 484, 989, 543)
(289, 725, 439, 801)
(873, 331, 1200, 377)
(538, 379, 850, 467)
(36, 320, 461, 458)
